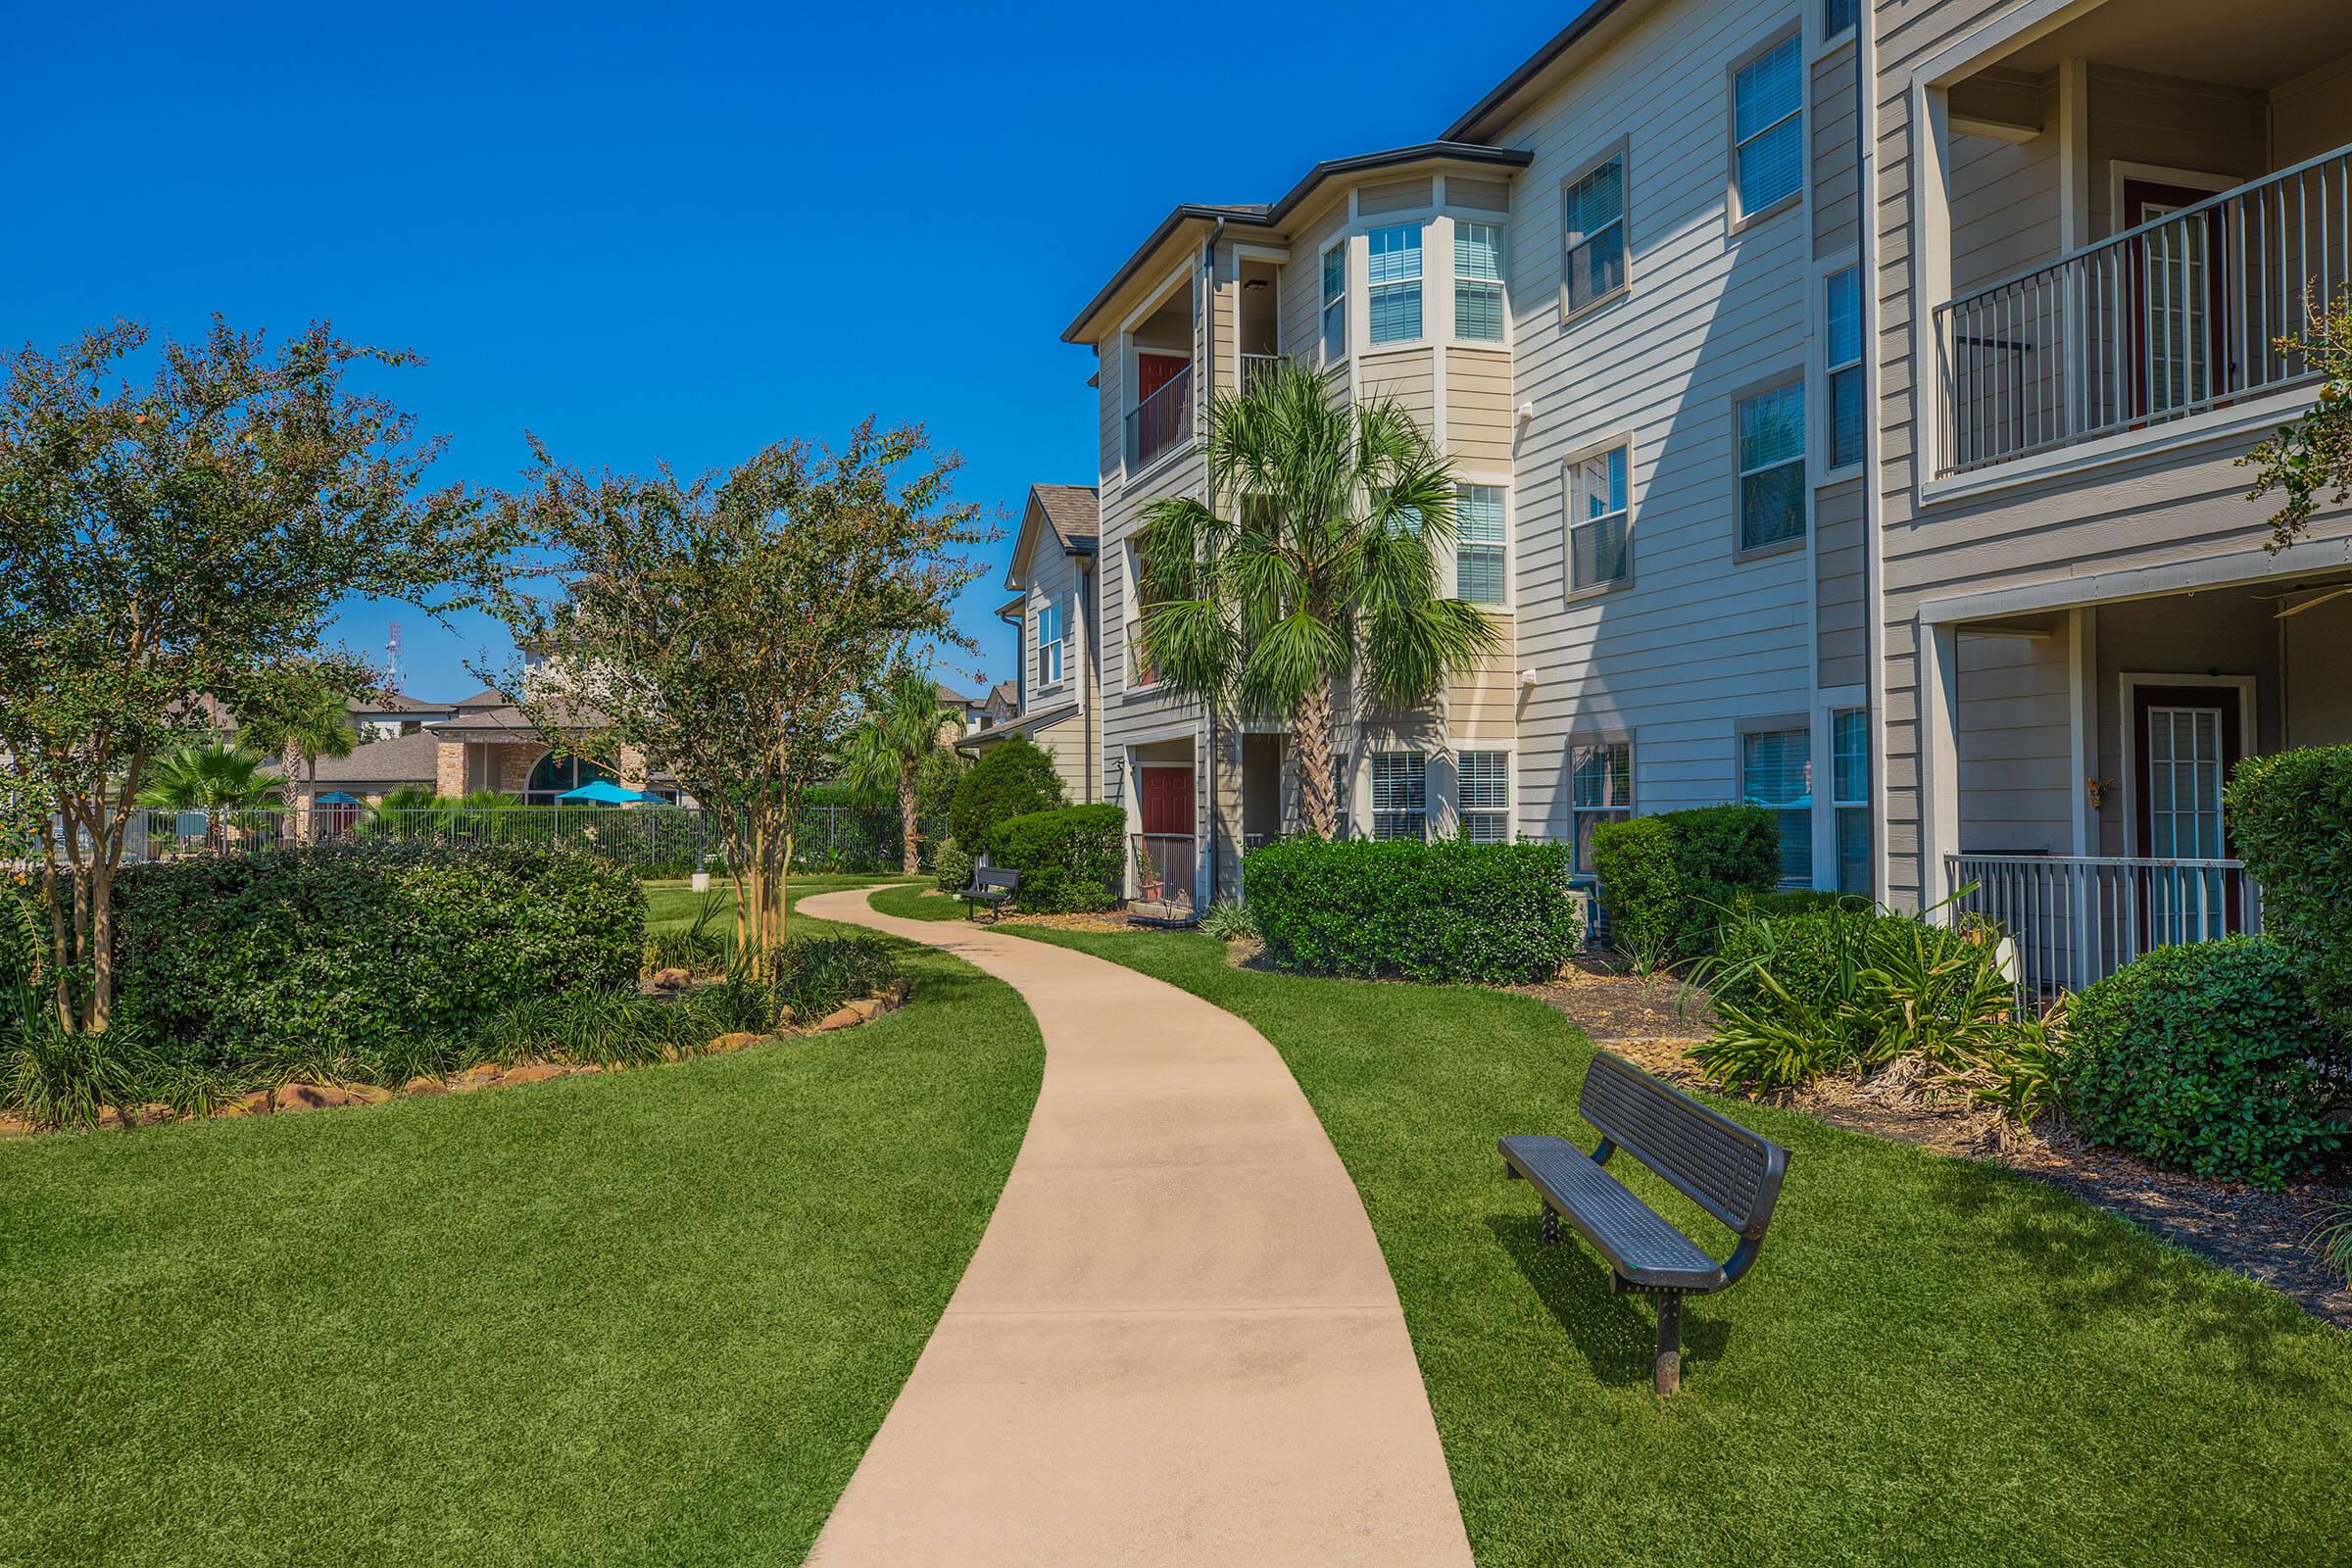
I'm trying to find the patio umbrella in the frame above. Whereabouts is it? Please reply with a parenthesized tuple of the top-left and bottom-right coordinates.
(315, 791, 364, 806)
(555, 780, 654, 805)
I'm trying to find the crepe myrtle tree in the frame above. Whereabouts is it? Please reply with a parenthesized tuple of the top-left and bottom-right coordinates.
(0, 318, 506, 1032)
(1133, 358, 1500, 839)
(491, 421, 994, 980)
(2241, 290, 2352, 551)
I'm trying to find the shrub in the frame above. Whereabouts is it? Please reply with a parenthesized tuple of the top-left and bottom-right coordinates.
(1199, 900, 1259, 942)
(2224, 746, 2352, 1034)
(480, 986, 700, 1069)
(932, 837, 975, 895)
(988, 805, 1123, 913)
(2064, 936, 2343, 1187)
(112, 843, 644, 1073)
(1591, 806, 1780, 967)
(948, 734, 1065, 854)
(1, 883, 43, 991)
(1244, 836, 1579, 985)
(773, 933, 900, 1023)
(644, 888, 733, 975)
(0, 984, 159, 1131)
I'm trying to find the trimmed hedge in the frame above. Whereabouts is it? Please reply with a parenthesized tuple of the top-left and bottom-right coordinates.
(1244, 836, 1580, 984)
(1590, 805, 1781, 965)
(114, 843, 644, 1070)
(988, 805, 1123, 913)
(2224, 745, 2352, 1034)
(949, 734, 1065, 854)
(2064, 936, 2344, 1188)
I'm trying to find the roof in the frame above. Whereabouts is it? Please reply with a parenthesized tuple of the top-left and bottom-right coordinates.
(348, 691, 455, 716)
(306, 729, 443, 787)
(1032, 484, 1100, 545)
(1442, 0, 1640, 143)
(1061, 143, 1534, 342)
(452, 686, 508, 709)
(935, 681, 976, 708)
(960, 701, 1082, 746)
(988, 680, 1018, 709)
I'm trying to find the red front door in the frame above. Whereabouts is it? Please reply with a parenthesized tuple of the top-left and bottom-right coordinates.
(1139, 766, 1195, 837)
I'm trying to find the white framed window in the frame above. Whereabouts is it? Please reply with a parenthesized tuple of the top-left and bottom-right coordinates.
(1367, 224, 1423, 346)
(1561, 150, 1628, 316)
(1454, 484, 1506, 604)
(1036, 600, 1064, 687)
(1732, 30, 1803, 225)
(1825, 266, 1864, 471)
(1454, 221, 1505, 342)
(1831, 707, 1870, 897)
(1737, 379, 1806, 552)
(1566, 440, 1631, 593)
(1371, 752, 1427, 840)
(1458, 751, 1510, 842)
(1823, 0, 1858, 39)
(1320, 242, 1348, 363)
(1570, 739, 1631, 872)
(1740, 724, 1813, 889)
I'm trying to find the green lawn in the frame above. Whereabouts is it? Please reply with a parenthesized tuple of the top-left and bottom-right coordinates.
(863, 886, 2352, 1567)
(1, 877, 1040, 1567)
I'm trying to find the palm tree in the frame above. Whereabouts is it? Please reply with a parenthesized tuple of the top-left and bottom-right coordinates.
(135, 740, 283, 851)
(1135, 359, 1500, 839)
(840, 665, 961, 873)
(240, 679, 357, 843)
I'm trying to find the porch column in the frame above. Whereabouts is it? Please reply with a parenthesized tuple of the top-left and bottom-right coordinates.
(434, 740, 466, 798)
(1918, 617, 1963, 907)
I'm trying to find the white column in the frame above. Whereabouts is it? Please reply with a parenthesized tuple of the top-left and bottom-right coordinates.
(1918, 618, 1964, 908)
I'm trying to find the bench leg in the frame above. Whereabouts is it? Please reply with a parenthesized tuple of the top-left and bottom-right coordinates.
(1652, 1295, 1683, 1396)
(1540, 1205, 1559, 1245)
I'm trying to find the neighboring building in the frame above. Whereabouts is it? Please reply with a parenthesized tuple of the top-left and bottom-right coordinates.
(1061, 0, 1868, 916)
(937, 683, 984, 738)
(964, 484, 1102, 804)
(976, 681, 1019, 732)
(1871, 0, 2352, 994)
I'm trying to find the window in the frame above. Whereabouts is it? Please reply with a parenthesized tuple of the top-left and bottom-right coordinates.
(1733, 32, 1803, 221)
(1741, 726, 1813, 889)
(1738, 380, 1806, 551)
(1455, 484, 1506, 603)
(1824, 0, 1858, 36)
(1454, 221, 1505, 342)
(1458, 751, 1510, 843)
(1367, 224, 1423, 345)
(1371, 752, 1427, 840)
(1825, 267, 1864, 470)
(1561, 153, 1628, 314)
(1036, 600, 1064, 686)
(1832, 708, 1870, 897)
(1567, 443, 1631, 592)
(1570, 740, 1631, 871)
(1321, 244, 1348, 362)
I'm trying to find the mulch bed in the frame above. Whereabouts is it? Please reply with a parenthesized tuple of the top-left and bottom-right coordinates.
(1512, 958, 2352, 1329)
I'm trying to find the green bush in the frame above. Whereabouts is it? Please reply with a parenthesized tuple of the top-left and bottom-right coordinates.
(2224, 745, 2352, 1034)
(948, 734, 1065, 853)
(2064, 936, 2343, 1187)
(113, 843, 644, 1073)
(1199, 900, 1259, 942)
(932, 837, 975, 895)
(1244, 836, 1580, 984)
(988, 805, 1123, 913)
(1, 882, 43, 992)
(1591, 806, 1781, 967)
(773, 933, 901, 1023)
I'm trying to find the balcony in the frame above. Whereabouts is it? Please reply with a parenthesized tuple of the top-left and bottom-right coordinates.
(1935, 144, 2352, 476)
(1125, 362, 1194, 472)
(1239, 352, 1283, 394)
(1948, 853, 2262, 1000)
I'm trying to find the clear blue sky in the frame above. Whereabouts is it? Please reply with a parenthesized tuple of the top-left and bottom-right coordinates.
(6, 2, 1580, 700)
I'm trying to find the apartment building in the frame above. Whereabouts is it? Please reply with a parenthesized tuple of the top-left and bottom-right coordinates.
(966, 484, 1103, 804)
(1879, 0, 2352, 994)
(1063, 0, 1870, 915)
(1059, 0, 2352, 965)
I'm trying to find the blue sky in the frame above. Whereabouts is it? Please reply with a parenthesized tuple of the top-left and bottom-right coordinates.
(6, 2, 1582, 700)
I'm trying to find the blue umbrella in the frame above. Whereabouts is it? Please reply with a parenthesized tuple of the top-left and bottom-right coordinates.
(315, 790, 364, 806)
(555, 779, 653, 805)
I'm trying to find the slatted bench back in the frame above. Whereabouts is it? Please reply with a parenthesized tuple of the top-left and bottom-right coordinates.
(1579, 1052, 1788, 1239)
(973, 868, 1020, 892)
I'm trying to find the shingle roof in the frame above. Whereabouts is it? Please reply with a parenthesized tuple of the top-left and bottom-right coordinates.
(1032, 484, 1100, 546)
(307, 729, 443, 787)
(348, 691, 455, 715)
(936, 681, 976, 708)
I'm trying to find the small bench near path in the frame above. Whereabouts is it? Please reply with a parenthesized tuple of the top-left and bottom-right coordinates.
(799, 886, 1475, 1568)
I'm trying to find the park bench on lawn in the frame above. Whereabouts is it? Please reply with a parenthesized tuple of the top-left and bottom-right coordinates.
(1499, 1052, 1790, 1394)
(956, 866, 1019, 922)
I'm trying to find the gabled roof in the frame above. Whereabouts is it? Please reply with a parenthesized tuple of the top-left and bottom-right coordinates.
(1006, 484, 1102, 589)
(307, 729, 443, 787)
(1443, 0, 1642, 143)
(936, 681, 976, 708)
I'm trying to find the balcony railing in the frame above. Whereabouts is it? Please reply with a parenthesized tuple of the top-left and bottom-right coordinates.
(1132, 832, 1196, 908)
(1125, 364, 1195, 471)
(1934, 143, 2352, 476)
(1238, 352, 1283, 393)
(1946, 853, 2262, 1000)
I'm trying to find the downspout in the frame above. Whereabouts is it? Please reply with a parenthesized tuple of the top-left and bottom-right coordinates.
(1857, 0, 1888, 905)
(1202, 220, 1225, 906)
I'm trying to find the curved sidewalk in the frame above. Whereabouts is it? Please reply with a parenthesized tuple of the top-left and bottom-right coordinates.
(801, 887, 1474, 1568)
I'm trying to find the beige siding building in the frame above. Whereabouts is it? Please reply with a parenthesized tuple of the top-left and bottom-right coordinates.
(966, 484, 1102, 806)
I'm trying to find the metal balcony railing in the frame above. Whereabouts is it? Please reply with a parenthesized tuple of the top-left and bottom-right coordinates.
(1238, 352, 1283, 393)
(1125, 364, 1195, 471)
(1933, 142, 2352, 476)
(1945, 852, 2262, 1000)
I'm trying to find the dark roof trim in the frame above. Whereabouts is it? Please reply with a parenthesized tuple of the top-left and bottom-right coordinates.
(1061, 142, 1533, 343)
(1442, 0, 1637, 143)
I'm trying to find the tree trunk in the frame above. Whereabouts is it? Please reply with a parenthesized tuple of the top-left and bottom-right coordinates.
(86, 858, 115, 1033)
(899, 763, 920, 874)
(43, 859, 73, 1033)
(283, 738, 304, 845)
(1292, 675, 1339, 839)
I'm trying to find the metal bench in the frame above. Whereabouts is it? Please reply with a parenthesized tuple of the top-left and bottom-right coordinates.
(1499, 1052, 1790, 1394)
(956, 866, 1019, 922)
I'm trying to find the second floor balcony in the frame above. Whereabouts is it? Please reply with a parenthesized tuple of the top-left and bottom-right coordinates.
(1125, 360, 1194, 472)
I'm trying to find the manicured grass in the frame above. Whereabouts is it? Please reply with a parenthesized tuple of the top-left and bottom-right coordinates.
(0, 879, 1041, 1566)
(938, 903, 2352, 1568)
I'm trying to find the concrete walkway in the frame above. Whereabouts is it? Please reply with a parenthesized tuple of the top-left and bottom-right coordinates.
(800, 887, 1475, 1568)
